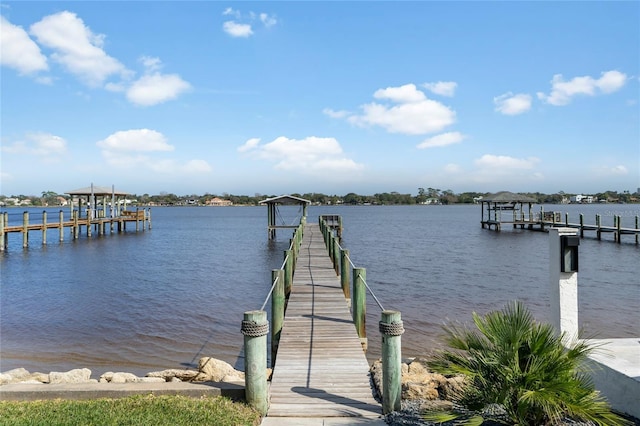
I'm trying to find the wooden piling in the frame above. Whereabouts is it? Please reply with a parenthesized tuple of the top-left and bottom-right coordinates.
(332, 236, 340, 275)
(340, 249, 351, 304)
(353, 267, 367, 350)
(616, 215, 621, 244)
(242, 310, 268, 416)
(22, 211, 28, 248)
(42, 211, 47, 245)
(271, 269, 285, 367)
(59, 211, 64, 242)
(580, 214, 584, 238)
(380, 310, 403, 414)
(284, 249, 293, 298)
(596, 214, 601, 240)
(0, 212, 5, 252)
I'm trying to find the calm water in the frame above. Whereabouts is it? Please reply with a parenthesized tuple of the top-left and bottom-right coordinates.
(1, 204, 638, 377)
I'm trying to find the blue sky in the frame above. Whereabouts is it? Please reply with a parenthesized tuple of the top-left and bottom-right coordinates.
(1, 1, 638, 197)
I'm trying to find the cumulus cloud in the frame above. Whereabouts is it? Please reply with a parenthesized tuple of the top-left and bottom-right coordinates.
(221, 7, 277, 37)
(537, 70, 627, 106)
(340, 83, 456, 135)
(422, 81, 457, 97)
(223, 21, 253, 38)
(237, 137, 261, 153)
(417, 132, 465, 149)
(2, 132, 67, 158)
(127, 72, 191, 106)
(97, 129, 174, 152)
(475, 154, 539, 169)
(97, 129, 211, 174)
(609, 165, 628, 175)
(0, 15, 48, 75)
(29, 11, 129, 87)
(239, 136, 364, 174)
(494, 92, 532, 115)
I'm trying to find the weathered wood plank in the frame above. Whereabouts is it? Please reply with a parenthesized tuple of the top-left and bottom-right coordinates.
(265, 222, 381, 419)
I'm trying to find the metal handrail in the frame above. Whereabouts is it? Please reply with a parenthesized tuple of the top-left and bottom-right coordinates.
(335, 239, 385, 311)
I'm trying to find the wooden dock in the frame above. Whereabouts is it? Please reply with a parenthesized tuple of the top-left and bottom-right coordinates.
(265, 222, 381, 419)
(0, 209, 151, 251)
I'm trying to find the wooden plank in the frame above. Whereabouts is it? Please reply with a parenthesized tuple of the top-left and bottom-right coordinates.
(266, 222, 381, 419)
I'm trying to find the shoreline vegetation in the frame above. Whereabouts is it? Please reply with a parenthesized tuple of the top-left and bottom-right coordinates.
(2, 189, 639, 208)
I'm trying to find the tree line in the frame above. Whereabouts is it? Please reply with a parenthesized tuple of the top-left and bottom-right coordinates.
(2, 188, 638, 207)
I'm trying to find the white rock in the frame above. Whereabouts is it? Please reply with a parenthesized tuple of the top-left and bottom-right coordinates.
(138, 377, 165, 383)
(196, 357, 245, 382)
(0, 368, 31, 385)
(49, 368, 92, 384)
(110, 372, 139, 383)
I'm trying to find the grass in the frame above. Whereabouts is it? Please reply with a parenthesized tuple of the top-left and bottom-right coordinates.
(0, 394, 262, 426)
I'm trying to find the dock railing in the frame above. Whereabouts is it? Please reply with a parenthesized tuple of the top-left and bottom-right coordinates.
(241, 221, 304, 415)
(319, 214, 404, 414)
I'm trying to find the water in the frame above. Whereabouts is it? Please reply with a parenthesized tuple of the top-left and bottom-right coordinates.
(1, 204, 638, 377)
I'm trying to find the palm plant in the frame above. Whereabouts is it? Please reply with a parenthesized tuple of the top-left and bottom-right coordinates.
(428, 300, 630, 425)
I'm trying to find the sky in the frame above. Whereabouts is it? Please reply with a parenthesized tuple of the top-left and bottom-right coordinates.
(1, 1, 639, 197)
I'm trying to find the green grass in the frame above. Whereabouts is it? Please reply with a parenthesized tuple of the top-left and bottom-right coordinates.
(0, 394, 261, 426)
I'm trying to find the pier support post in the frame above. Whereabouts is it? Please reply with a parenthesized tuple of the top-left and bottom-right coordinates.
(59, 210, 64, 242)
(0, 213, 5, 252)
(353, 267, 367, 350)
(242, 310, 269, 416)
(549, 228, 579, 345)
(596, 214, 601, 240)
(616, 215, 621, 244)
(340, 249, 351, 305)
(22, 211, 28, 248)
(380, 310, 404, 414)
(332, 234, 340, 275)
(284, 249, 293, 298)
(271, 269, 285, 367)
(636, 216, 639, 245)
(42, 211, 47, 245)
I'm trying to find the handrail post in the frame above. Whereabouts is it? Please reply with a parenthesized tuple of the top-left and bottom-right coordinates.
(332, 236, 340, 275)
(340, 249, 351, 305)
(271, 269, 285, 367)
(22, 211, 28, 248)
(241, 310, 269, 415)
(353, 267, 367, 350)
(616, 215, 621, 244)
(284, 249, 293, 298)
(380, 310, 404, 414)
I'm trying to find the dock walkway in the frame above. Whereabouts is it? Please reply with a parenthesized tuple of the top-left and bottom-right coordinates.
(264, 223, 381, 421)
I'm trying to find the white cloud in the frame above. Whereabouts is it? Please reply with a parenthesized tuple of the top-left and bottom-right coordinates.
(240, 136, 364, 174)
(0, 15, 48, 75)
(422, 81, 457, 97)
(140, 55, 162, 72)
(331, 83, 456, 135)
(237, 137, 261, 153)
(96, 129, 174, 152)
(97, 129, 211, 174)
(29, 11, 128, 87)
(537, 70, 627, 106)
(374, 84, 426, 103)
(221, 8, 277, 37)
(223, 21, 253, 38)
(475, 154, 539, 169)
(260, 13, 277, 28)
(609, 165, 628, 175)
(417, 132, 465, 149)
(494, 92, 532, 115)
(2, 132, 67, 158)
(322, 108, 350, 119)
(126, 73, 191, 106)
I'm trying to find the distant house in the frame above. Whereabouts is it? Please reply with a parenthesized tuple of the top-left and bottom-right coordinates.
(570, 194, 594, 204)
(206, 197, 233, 206)
(56, 196, 68, 206)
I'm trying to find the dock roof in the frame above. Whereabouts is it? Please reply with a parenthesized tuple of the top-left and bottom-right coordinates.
(259, 195, 311, 205)
(65, 185, 130, 196)
(482, 191, 538, 203)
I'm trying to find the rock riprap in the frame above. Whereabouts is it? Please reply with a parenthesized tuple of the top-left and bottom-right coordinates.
(0, 357, 246, 386)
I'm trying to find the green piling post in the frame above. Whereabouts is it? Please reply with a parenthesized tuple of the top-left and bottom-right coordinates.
(380, 310, 404, 414)
(353, 267, 367, 350)
(340, 249, 351, 304)
(0, 212, 5, 252)
(271, 269, 285, 367)
(242, 310, 269, 416)
(284, 249, 293, 297)
(332, 236, 340, 275)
